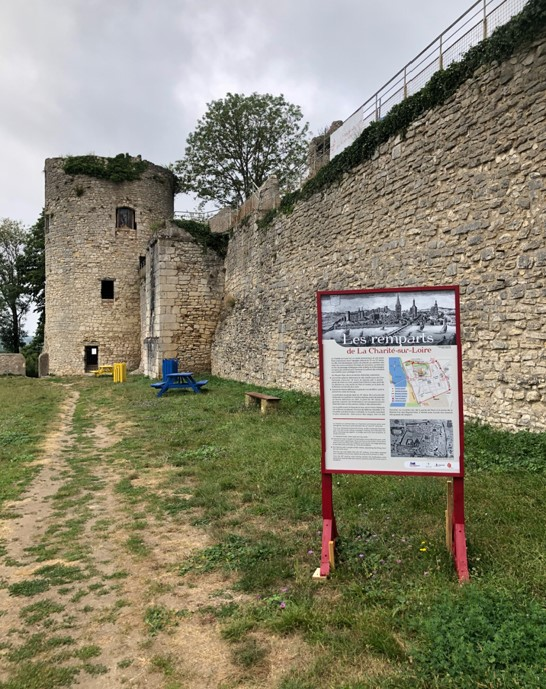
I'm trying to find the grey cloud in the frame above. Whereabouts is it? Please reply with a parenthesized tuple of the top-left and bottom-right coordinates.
(1, 0, 477, 226)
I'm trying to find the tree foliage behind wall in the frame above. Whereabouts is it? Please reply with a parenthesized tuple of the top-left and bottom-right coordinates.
(0, 219, 30, 352)
(21, 211, 45, 344)
(20, 211, 46, 374)
(174, 93, 309, 208)
(0, 214, 45, 373)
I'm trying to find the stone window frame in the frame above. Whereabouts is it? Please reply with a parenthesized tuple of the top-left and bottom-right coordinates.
(116, 207, 136, 230)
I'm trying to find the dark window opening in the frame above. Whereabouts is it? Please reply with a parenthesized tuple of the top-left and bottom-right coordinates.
(101, 279, 114, 300)
(139, 255, 146, 269)
(84, 345, 99, 372)
(116, 207, 136, 229)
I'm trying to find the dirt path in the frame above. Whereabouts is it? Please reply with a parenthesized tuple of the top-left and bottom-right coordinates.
(0, 385, 303, 688)
(0, 389, 80, 568)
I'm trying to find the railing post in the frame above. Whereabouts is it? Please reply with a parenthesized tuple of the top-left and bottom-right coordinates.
(439, 34, 444, 70)
(374, 94, 379, 121)
(483, 0, 488, 39)
(403, 66, 408, 99)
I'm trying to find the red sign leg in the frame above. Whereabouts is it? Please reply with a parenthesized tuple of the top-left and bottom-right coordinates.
(452, 477, 469, 582)
(319, 473, 337, 577)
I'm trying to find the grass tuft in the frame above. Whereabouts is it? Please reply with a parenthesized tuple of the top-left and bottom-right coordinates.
(20, 600, 65, 624)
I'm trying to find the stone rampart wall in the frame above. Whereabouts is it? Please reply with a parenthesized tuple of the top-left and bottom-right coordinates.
(0, 354, 26, 376)
(141, 225, 224, 378)
(209, 176, 280, 233)
(212, 36, 546, 431)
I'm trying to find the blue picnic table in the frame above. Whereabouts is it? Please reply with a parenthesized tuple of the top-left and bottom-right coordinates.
(151, 372, 208, 397)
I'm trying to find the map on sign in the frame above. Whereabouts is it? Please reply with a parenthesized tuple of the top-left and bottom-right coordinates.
(390, 419, 454, 458)
(389, 356, 452, 409)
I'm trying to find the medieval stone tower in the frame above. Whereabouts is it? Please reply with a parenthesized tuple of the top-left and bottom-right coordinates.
(43, 156, 175, 375)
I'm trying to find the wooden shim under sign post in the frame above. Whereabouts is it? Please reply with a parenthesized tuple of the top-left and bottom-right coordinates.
(446, 479, 454, 552)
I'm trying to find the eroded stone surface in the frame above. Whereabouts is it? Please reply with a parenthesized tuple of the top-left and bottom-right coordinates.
(212, 38, 546, 431)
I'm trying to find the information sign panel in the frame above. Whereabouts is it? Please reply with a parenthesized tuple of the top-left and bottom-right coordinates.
(318, 286, 464, 477)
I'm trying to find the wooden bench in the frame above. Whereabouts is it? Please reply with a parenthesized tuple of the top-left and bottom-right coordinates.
(245, 392, 281, 414)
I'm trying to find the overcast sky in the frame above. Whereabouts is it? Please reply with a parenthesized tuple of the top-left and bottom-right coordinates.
(0, 0, 480, 332)
(1, 0, 481, 227)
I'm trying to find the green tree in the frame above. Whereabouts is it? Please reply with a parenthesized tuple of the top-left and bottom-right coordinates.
(0, 218, 30, 352)
(19, 211, 46, 375)
(21, 211, 46, 348)
(174, 92, 309, 208)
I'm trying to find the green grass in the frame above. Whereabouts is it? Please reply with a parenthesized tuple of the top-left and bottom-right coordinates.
(403, 584, 546, 689)
(231, 637, 268, 669)
(0, 378, 65, 509)
(80, 663, 108, 676)
(150, 654, 177, 676)
(124, 535, 151, 556)
(117, 659, 133, 669)
(8, 579, 51, 597)
(7, 633, 75, 662)
(20, 600, 65, 624)
(0, 374, 544, 689)
(465, 421, 546, 473)
(0, 662, 79, 689)
(144, 605, 182, 636)
(32, 564, 87, 586)
(98, 375, 544, 688)
(6, 564, 90, 599)
(74, 645, 102, 660)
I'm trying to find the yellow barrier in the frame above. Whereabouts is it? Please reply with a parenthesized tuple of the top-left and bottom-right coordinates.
(113, 362, 127, 383)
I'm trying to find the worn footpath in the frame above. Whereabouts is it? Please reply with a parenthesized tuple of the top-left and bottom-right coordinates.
(0, 383, 302, 689)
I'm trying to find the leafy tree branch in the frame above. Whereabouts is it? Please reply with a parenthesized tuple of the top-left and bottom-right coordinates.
(174, 93, 309, 208)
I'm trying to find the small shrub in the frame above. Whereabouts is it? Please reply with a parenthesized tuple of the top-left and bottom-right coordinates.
(172, 218, 229, 257)
(63, 154, 148, 183)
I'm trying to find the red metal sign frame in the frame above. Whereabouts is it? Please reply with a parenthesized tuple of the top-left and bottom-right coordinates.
(316, 285, 468, 581)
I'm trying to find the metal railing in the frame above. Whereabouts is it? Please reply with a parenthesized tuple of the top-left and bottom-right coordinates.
(330, 0, 529, 158)
(173, 209, 217, 222)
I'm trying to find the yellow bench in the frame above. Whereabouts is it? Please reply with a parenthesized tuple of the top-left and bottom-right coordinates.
(93, 365, 114, 377)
